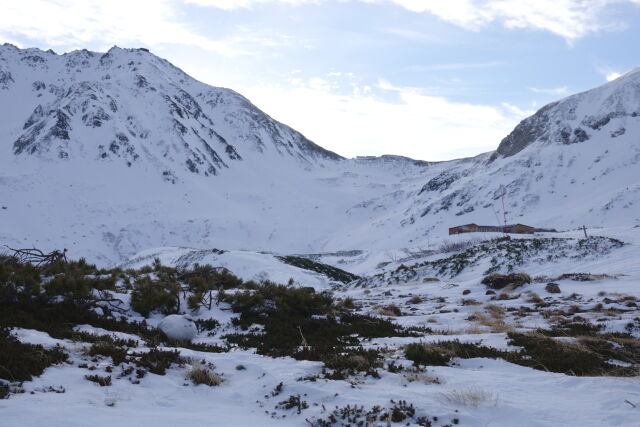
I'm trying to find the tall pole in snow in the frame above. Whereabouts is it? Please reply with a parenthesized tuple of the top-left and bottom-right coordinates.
(498, 185, 508, 235)
(582, 225, 588, 238)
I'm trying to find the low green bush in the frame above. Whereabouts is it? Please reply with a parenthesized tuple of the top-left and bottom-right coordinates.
(131, 349, 183, 375)
(0, 327, 68, 382)
(130, 277, 180, 317)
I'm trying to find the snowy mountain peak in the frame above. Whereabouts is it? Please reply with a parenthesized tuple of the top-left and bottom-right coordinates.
(0, 45, 341, 179)
(496, 67, 640, 158)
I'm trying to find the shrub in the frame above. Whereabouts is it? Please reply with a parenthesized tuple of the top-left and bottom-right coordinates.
(131, 349, 183, 375)
(276, 256, 360, 284)
(0, 327, 68, 382)
(405, 342, 453, 366)
(193, 318, 220, 333)
(0, 383, 9, 399)
(507, 332, 638, 376)
(44, 273, 114, 304)
(84, 374, 112, 386)
(482, 273, 531, 289)
(183, 266, 244, 310)
(223, 283, 415, 375)
(130, 277, 180, 317)
(277, 394, 309, 414)
(321, 348, 382, 378)
(85, 341, 128, 366)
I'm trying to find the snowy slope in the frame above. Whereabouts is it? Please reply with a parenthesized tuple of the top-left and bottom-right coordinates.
(119, 246, 352, 289)
(400, 70, 640, 235)
(1, 44, 639, 268)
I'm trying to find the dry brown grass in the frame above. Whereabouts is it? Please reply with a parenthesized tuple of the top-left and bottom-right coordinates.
(485, 304, 504, 318)
(188, 362, 223, 386)
(525, 292, 544, 305)
(496, 292, 520, 300)
(404, 372, 442, 385)
(468, 304, 514, 333)
(463, 326, 487, 334)
(441, 387, 498, 408)
(377, 308, 399, 317)
(377, 304, 402, 317)
(601, 310, 621, 317)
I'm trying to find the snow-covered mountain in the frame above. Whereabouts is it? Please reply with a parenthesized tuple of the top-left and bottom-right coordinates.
(397, 68, 640, 234)
(1, 44, 639, 266)
(0, 44, 339, 180)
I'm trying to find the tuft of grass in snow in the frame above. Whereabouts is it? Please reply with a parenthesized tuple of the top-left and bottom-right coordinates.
(441, 387, 498, 408)
(187, 361, 223, 387)
(276, 394, 308, 414)
(84, 374, 112, 387)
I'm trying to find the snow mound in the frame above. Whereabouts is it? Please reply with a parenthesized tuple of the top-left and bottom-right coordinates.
(158, 314, 197, 342)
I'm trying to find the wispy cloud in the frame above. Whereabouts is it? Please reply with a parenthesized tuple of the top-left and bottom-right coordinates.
(404, 61, 505, 72)
(184, 0, 319, 8)
(239, 75, 529, 161)
(188, 0, 640, 41)
(0, 0, 296, 56)
(385, 0, 639, 42)
(597, 66, 625, 82)
(529, 86, 569, 95)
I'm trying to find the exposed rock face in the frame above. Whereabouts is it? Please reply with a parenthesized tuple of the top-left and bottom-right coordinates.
(496, 69, 640, 158)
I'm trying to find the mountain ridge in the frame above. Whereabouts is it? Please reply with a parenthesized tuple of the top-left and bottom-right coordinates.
(0, 43, 342, 182)
(1, 44, 638, 266)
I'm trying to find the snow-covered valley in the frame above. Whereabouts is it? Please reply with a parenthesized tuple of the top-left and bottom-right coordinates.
(1, 44, 639, 266)
(1, 44, 639, 427)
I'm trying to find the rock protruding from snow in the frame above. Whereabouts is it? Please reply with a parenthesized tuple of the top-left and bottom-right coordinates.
(158, 314, 197, 342)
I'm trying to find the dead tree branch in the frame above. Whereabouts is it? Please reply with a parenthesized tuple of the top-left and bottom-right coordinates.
(4, 246, 68, 266)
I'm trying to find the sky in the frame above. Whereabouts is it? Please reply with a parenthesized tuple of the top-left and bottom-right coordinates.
(1, 1, 640, 161)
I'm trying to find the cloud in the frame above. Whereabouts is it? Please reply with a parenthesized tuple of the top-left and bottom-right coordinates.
(597, 66, 626, 82)
(529, 86, 569, 95)
(501, 102, 535, 117)
(0, 0, 284, 56)
(605, 71, 623, 81)
(184, 0, 318, 8)
(238, 76, 529, 161)
(403, 61, 505, 72)
(184, 0, 640, 41)
(386, 0, 637, 41)
(7, 0, 634, 54)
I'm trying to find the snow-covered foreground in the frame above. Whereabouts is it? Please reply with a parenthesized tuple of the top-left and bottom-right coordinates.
(2, 226, 639, 426)
(3, 329, 638, 427)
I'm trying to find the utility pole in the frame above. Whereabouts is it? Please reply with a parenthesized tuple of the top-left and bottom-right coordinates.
(496, 185, 508, 235)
